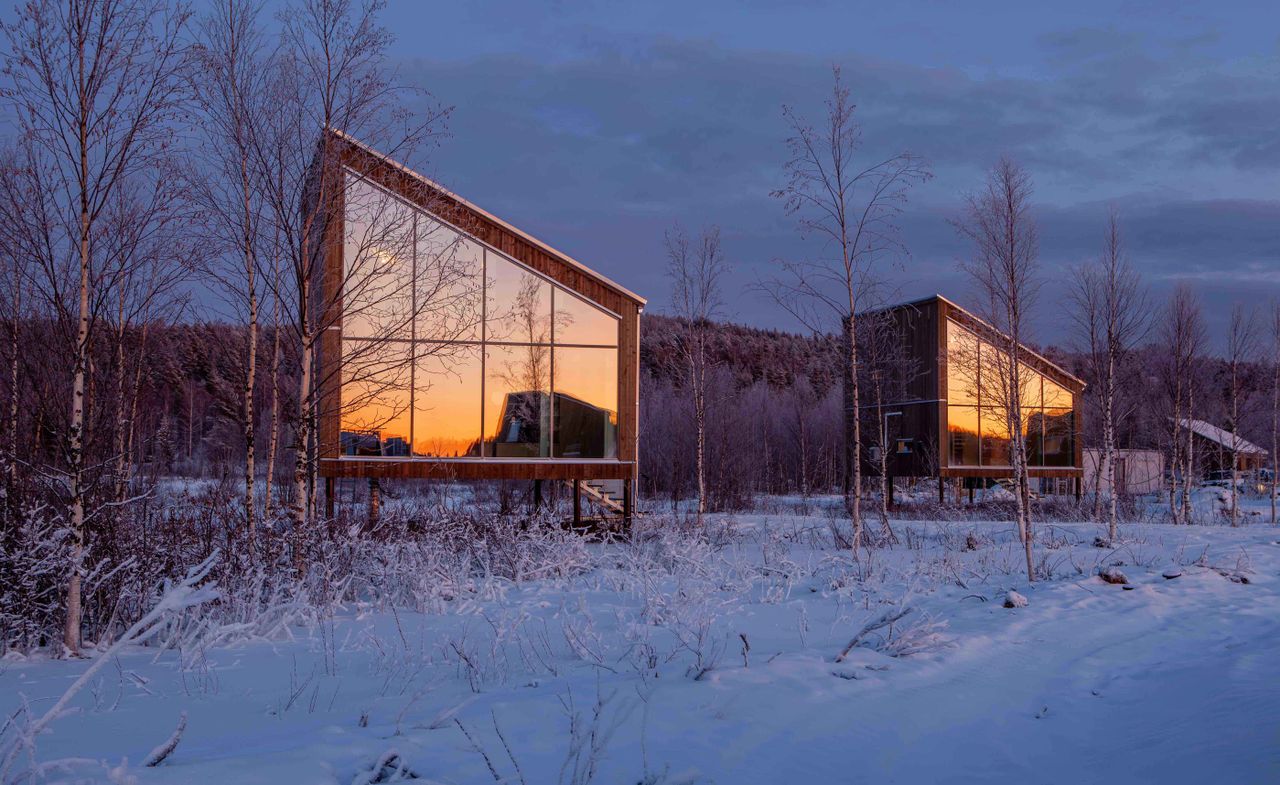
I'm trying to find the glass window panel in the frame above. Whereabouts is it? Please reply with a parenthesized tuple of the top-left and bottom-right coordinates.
(486, 253, 551, 344)
(343, 176, 416, 340)
(1043, 377, 1073, 410)
(340, 339, 413, 457)
(1023, 409, 1046, 466)
(553, 347, 618, 458)
(980, 409, 1012, 467)
(554, 288, 618, 346)
(947, 405, 980, 467)
(484, 343, 551, 457)
(413, 344, 482, 457)
(415, 216, 484, 342)
(979, 337, 1014, 410)
(946, 321, 981, 405)
(1041, 409, 1075, 466)
(1019, 364, 1043, 411)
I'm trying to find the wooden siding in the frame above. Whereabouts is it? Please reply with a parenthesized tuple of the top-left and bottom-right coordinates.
(320, 459, 635, 481)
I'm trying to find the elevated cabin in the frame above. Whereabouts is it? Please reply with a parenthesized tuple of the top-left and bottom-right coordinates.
(310, 131, 645, 518)
(857, 295, 1085, 498)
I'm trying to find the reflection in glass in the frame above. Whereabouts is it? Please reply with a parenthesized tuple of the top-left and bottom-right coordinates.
(1041, 409, 1074, 466)
(947, 322, 981, 405)
(340, 339, 413, 456)
(553, 347, 618, 458)
(1043, 377, 1072, 410)
(1019, 364, 1042, 412)
(343, 177, 416, 340)
(948, 405, 980, 466)
(487, 254, 551, 344)
(980, 409, 1011, 467)
(414, 344, 482, 457)
(416, 216, 483, 341)
(485, 344, 550, 457)
(554, 289, 618, 346)
(1023, 410, 1046, 466)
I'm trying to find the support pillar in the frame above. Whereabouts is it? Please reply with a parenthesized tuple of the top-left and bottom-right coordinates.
(938, 474, 945, 505)
(572, 479, 582, 525)
(533, 479, 544, 510)
(887, 476, 895, 509)
(368, 478, 381, 528)
(623, 478, 634, 523)
(1074, 476, 1082, 503)
(324, 477, 335, 519)
(968, 484, 975, 504)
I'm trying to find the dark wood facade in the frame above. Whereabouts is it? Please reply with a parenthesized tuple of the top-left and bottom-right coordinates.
(861, 295, 1085, 483)
(312, 131, 645, 488)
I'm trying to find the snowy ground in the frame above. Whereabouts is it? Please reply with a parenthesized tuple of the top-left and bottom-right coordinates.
(3, 511, 1279, 784)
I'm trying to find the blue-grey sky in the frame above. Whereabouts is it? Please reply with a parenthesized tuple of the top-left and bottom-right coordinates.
(373, 0, 1280, 349)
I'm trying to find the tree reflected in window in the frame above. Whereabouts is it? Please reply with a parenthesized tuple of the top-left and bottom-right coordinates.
(338, 169, 621, 461)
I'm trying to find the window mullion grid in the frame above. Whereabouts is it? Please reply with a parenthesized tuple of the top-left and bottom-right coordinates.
(409, 212, 418, 458)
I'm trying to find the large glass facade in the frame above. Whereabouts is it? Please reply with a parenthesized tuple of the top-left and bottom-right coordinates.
(339, 171, 620, 460)
(945, 319, 1075, 468)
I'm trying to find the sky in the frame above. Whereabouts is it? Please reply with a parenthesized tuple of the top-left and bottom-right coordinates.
(365, 0, 1280, 351)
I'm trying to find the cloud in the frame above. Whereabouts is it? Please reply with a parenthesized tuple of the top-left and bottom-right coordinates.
(389, 25, 1280, 351)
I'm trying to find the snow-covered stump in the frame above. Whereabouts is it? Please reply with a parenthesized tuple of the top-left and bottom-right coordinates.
(1003, 591, 1029, 609)
(1098, 566, 1129, 585)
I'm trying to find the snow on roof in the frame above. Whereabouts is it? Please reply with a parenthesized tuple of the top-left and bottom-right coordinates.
(1176, 418, 1268, 455)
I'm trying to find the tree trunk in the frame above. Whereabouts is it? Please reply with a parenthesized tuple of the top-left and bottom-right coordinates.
(65, 164, 91, 657)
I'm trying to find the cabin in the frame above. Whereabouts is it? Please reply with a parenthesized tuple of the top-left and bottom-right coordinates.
(858, 295, 1085, 500)
(309, 131, 645, 520)
(1083, 448, 1165, 496)
(1176, 418, 1268, 478)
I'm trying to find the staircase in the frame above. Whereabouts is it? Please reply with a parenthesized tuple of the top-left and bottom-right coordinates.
(568, 479, 628, 517)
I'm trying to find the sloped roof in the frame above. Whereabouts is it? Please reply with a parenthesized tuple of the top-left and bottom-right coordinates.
(1177, 418, 1267, 455)
(861, 293, 1087, 389)
(329, 129, 646, 307)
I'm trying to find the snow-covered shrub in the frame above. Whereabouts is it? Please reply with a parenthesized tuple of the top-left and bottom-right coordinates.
(0, 504, 66, 652)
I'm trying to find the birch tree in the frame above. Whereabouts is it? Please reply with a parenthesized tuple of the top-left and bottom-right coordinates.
(1224, 305, 1258, 528)
(664, 223, 728, 519)
(250, 0, 449, 555)
(952, 157, 1040, 582)
(189, 0, 272, 539)
(1068, 211, 1147, 542)
(2, 0, 189, 655)
(1271, 302, 1280, 525)
(1162, 285, 1207, 524)
(767, 65, 930, 553)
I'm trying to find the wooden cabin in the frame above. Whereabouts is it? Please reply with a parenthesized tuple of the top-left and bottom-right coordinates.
(310, 131, 645, 518)
(858, 295, 1085, 499)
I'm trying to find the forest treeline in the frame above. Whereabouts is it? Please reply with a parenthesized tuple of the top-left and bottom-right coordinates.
(3, 313, 1271, 513)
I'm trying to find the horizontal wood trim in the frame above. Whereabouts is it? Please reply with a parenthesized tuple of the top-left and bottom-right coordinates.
(941, 467, 1083, 479)
(320, 458, 636, 481)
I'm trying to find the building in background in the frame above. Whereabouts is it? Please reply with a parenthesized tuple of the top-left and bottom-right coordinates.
(858, 294, 1085, 500)
(1083, 449, 1165, 496)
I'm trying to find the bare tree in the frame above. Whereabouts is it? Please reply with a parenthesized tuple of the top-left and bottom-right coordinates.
(1068, 211, 1148, 542)
(952, 158, 1040, 582)
(1225, 305, 1258, 528)
(188, 0, 272, 540)
(248, 0, 452, 553)
(3, 0, 190, 655)
(767, 65, 931, 553)
(857, 306, 918, 543)
(665, 224, 728, 518)
(1271, 302, 1280, 525)
(1162, 285, 1207, 524)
